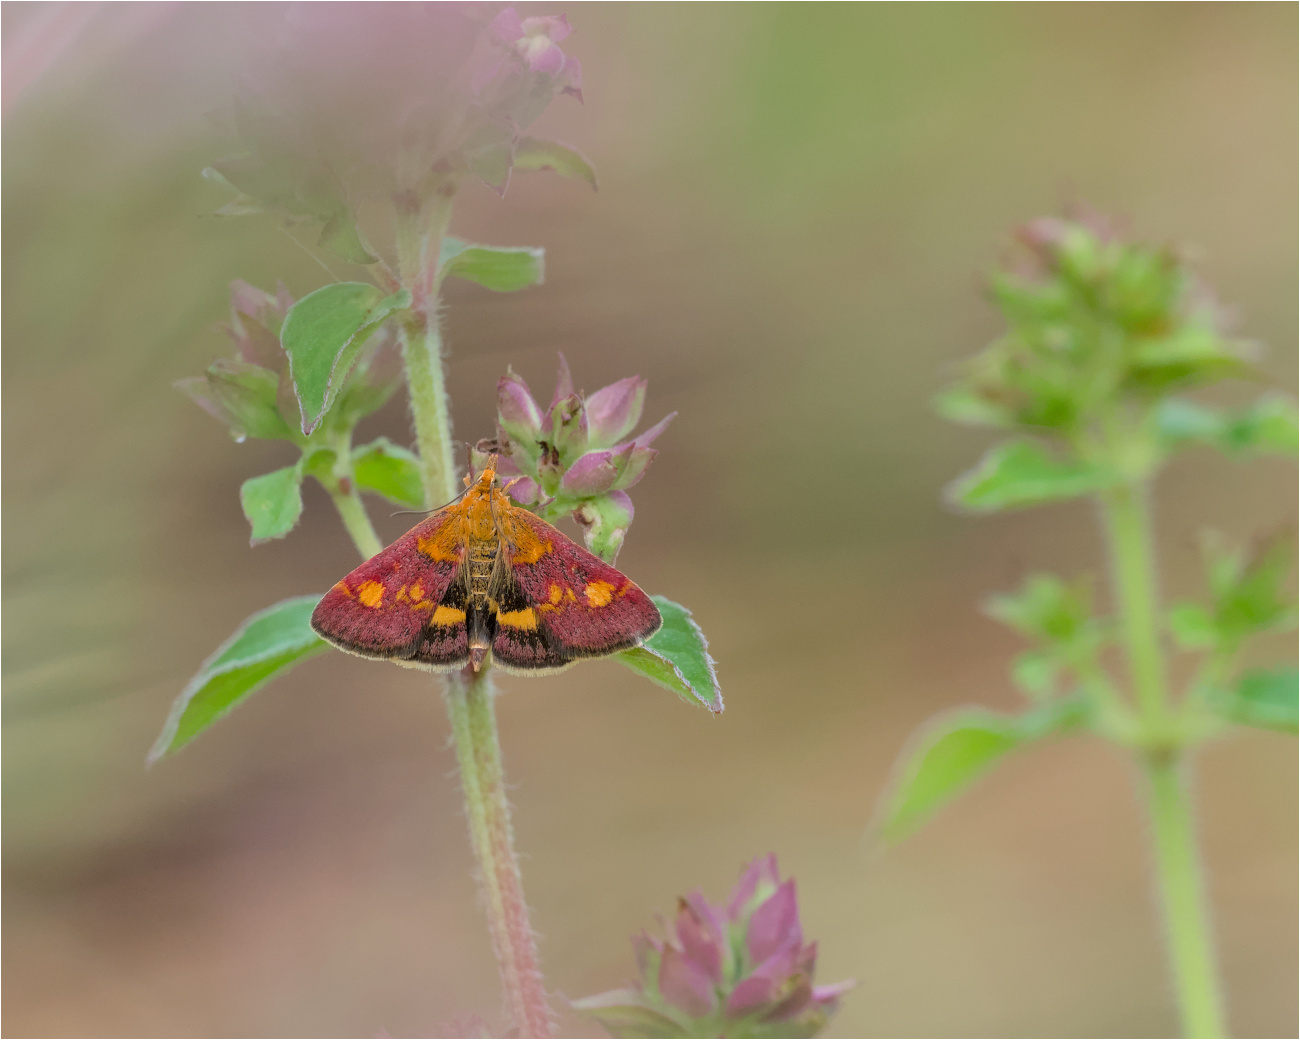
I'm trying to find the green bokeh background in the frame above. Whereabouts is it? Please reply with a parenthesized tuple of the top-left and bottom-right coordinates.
(4, 4, 1295, 1036)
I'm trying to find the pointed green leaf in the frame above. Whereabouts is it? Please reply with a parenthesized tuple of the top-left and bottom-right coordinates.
(947, 440, 1116, 512)
(178, 360, 294, 441)
(281, 283, 411, 433)
(1154, 398, 1225, 450)
(319, 208, 378, 265)
(616, 596, 722, 713)
(352, 437, 426, 508)
(439, 237, 545, 293)
(570, 990, 690, 1039)
(148, 596, 327, 763)
(1167, 602, 1218, 649)
(1223, 395, 1299, 457)
(512, 136, 599, 190)
(1210, 666, 1299, 734)
(240, 464, 304, 544)
(873, 697, 1086, 844)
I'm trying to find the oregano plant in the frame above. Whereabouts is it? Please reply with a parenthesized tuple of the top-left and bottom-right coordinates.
(150, 10, 721, 1037)
(872, 212, 1298, 1038)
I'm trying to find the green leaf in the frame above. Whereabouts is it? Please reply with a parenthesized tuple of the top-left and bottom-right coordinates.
(319, 208, 377, 265)
(1154, 398, 1225, 450)
(985, 573, 1093, 644)
(1167, 602, 1218, 649)
(1223, 395, 1299, 457)
(1011, 648, 1059, 698)
(240, 464, 304, 544)
(439, 237, 545, 292)
(570, 990, 689, 1040)
(1210, 666, 1299, 735)
(512, 136, 599, 190)
(932, 385, 1014, 429)
(947, 440, 1115, 512)
(1156, 395, 1298, 458)
(148, 596, 327, 763)
(1205, 532, 1297, 647)
(281, 283, 411, 434)
(178, 360, 294, 441)
(874, 698, 1086, 844)
(352, 437, 425, 508)
(616, 596, 722, 713)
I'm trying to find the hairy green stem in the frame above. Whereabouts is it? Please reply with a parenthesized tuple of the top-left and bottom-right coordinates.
(396, 191, 457, 506)
(393, 189, 553, 1035)
(446, 671, 554, 1038)
(326, 483, 383, 560)
(1143, 756, 1226, 1038)
(1100, 482, 1170, 730)
(1100, 481, 1227, 1037)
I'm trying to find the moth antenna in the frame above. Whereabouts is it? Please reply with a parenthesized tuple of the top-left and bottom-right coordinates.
(390, 484, 472, 517)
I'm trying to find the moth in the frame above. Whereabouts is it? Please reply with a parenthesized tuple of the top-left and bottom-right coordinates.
(311, 461, 662, 674)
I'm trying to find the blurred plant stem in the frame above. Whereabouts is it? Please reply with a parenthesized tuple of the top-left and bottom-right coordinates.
(394, 188, 554, 1037)
(1100, 479, 1226, 1038)
(323, 478, 383, 560)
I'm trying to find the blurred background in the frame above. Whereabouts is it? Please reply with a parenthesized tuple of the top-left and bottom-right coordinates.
(4, 3, 1296, 1036)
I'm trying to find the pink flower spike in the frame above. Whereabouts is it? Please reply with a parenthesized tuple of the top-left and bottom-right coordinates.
(497, 371, 544, 442)
(505, 476, 540, 506)
(561, 55, 583, 101)
(527, 39, 566, 75)
(489, 7, 525, 43)
(560, 450, 621, 496)
(633, 411, 676, 449)
(725, 973, 776, 1019)
(726, 854, 781, 921)
(586, 375, 646, 447)
(746, 880, 802, 966)
(631, 930, 663, 976)
(522, 13, 571, 43)
(673, 899, 723, 985)
(812, 979, 858, 1004)
(657, 944, 716, 1019)
(550, 351, 574, 412)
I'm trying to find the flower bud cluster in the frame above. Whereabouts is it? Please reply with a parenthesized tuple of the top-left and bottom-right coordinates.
(177, 281, 401, 445)
(574, 855, 853, 1038)
(477, 354, 674, 562)
(211, 5, 585, 260)
(937, 212, 1254, 439)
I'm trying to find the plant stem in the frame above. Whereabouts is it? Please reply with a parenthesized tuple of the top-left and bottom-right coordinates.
(326, 482, 383, 560)
(1100, 481, 1169, 730)
(393, 188, 553, 1035)
(446, 670, 554, 1038)
(1100, 480, 1227, 1037)
(1142, 755, 1226, 1038)
(396, 191, 457, 507)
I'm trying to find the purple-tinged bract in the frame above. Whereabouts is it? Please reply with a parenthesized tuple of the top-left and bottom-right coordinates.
(573, 856, 854, 1038)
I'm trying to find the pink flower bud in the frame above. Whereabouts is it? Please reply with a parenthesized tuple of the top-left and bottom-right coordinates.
(586, 375, 647, 447)
(497, 370, 544, 442)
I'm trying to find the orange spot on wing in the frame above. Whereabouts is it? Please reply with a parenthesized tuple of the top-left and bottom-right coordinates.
(432, 605, 466, 626)
(409, 582, 425, 602)
(333, 581, 354, 598)
(496, 607, 538, 630)
(417, 511, 464, 562)
(501, 505, 552, 564)
(584, 580, 618, 608)
(357, 580, 385, 608)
